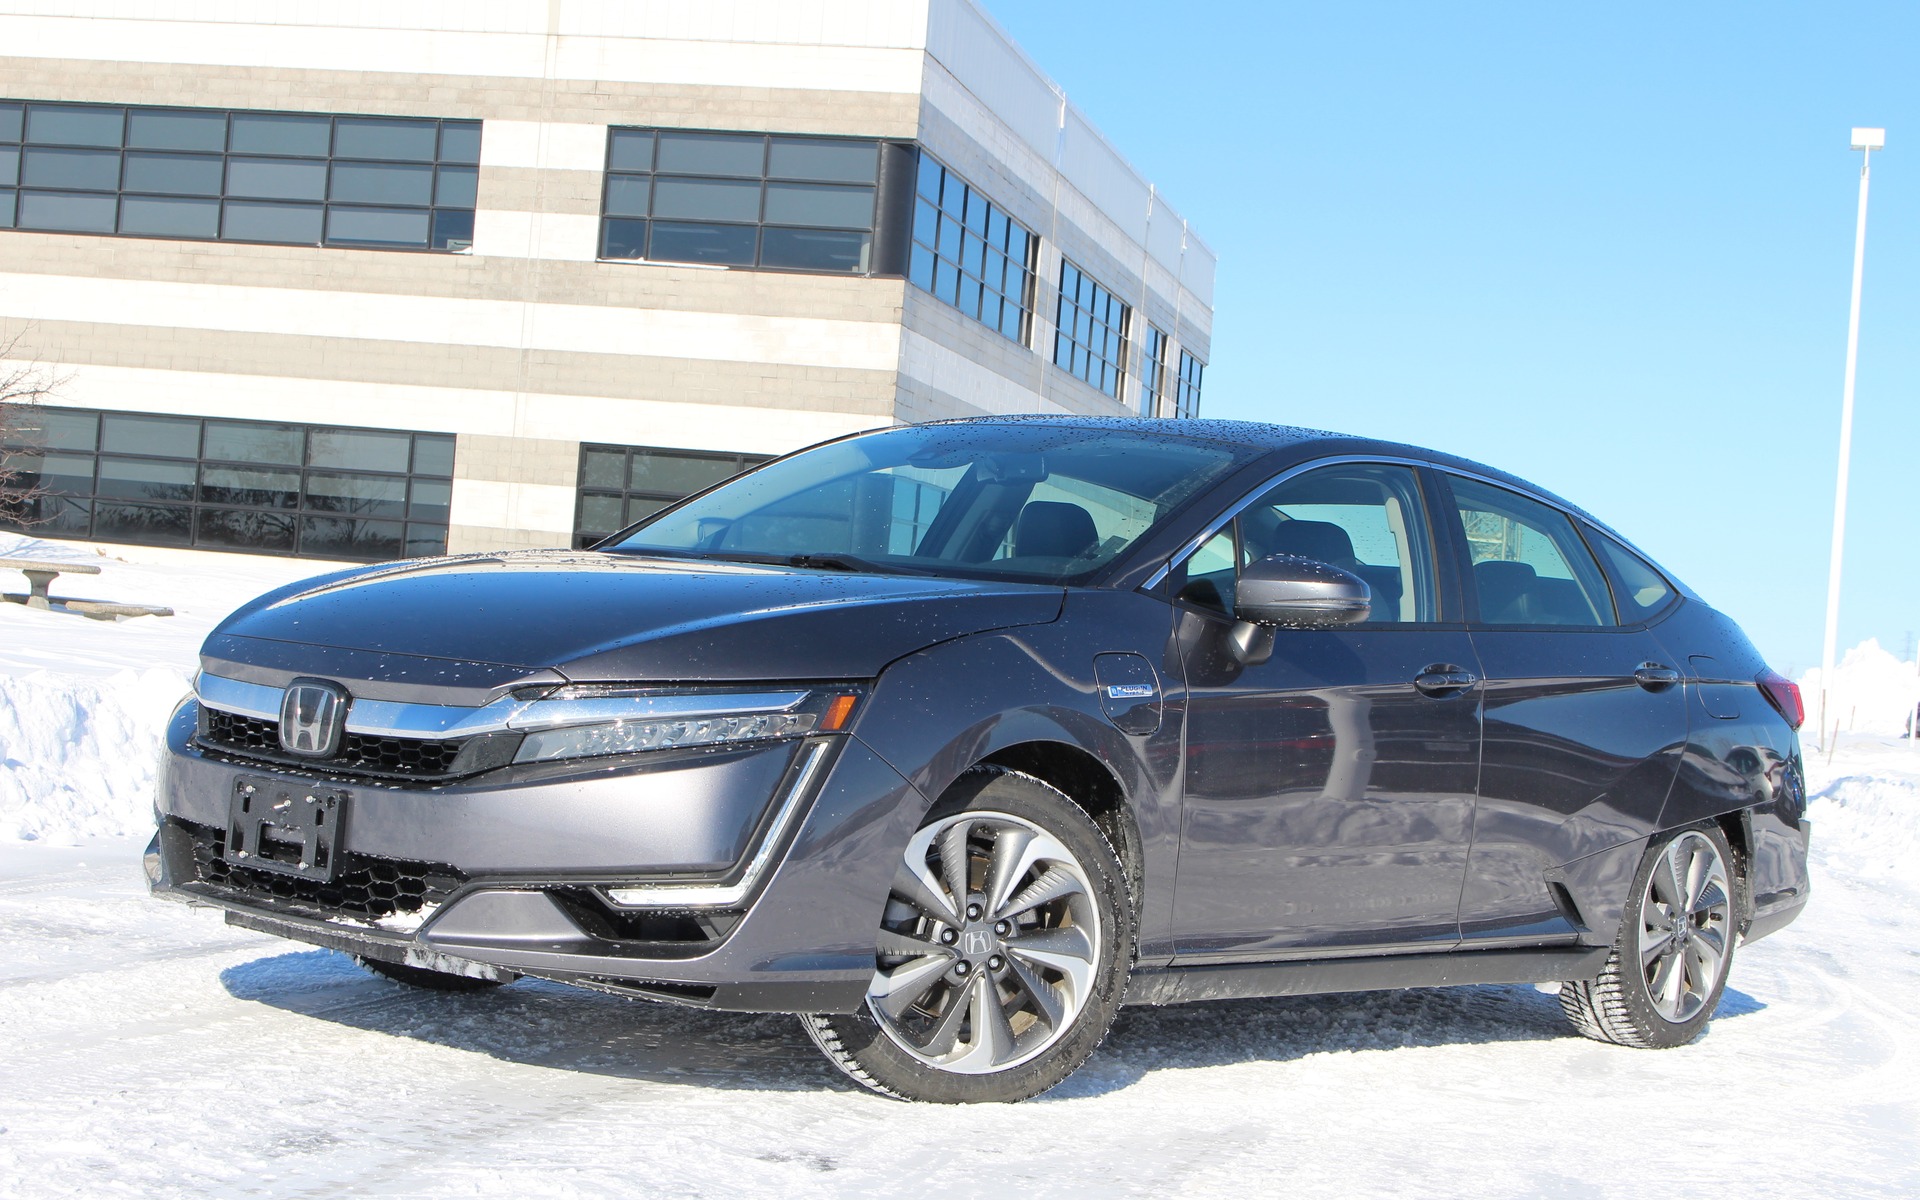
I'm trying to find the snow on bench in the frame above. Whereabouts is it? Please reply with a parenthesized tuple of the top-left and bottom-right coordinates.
(0, 556, 103, 611)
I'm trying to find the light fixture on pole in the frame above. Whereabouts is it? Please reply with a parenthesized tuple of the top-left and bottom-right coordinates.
(1818, 126, 1886, 745)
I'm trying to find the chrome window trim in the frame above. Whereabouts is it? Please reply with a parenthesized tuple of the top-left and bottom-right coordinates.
(1141, 454, 1617, 593)
(194, 671, 809, 739)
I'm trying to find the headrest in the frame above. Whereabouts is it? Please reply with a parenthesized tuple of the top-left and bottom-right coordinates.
(1267, 519, 1356, 565)
(1013, 501, 1099, 560)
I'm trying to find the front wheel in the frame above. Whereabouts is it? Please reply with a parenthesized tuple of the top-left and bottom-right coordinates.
(802, 768, 1134, 1103)
(1560, 824, 1738, 1048)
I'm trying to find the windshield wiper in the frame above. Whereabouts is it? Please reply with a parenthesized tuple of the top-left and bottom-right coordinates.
(786, 552, 926, 575)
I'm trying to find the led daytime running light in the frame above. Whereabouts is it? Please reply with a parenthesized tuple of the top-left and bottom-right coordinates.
(514, 710, 817, 763)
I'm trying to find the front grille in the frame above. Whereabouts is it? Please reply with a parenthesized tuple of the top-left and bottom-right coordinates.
(182, 819, 465, 922)
(198, 707, 472, 780)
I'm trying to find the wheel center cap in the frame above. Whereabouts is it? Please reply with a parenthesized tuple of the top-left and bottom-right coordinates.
(959, 927, 997, 958)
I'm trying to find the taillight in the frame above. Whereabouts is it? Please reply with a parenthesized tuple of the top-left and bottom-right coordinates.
(1757, 669, 1804, 730)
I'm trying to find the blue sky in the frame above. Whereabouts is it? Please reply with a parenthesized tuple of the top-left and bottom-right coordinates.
(986, 1, 1920, 674)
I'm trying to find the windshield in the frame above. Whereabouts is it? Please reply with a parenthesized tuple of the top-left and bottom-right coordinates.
(605, 424, 1250, 584)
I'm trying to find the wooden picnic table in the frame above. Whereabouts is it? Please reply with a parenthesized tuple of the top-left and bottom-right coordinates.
(1, 556, 104, 610)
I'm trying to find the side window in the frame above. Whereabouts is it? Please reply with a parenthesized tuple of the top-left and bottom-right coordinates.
(1176, 463, 1437, 624)
(1447, 475, 1612, 627)
(1589, 529, 1675, 623)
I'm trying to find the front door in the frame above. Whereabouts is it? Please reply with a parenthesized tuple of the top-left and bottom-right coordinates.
(1170, 462, 1480, 960)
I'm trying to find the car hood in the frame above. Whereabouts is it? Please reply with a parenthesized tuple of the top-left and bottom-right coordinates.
(203, 551, 1065, 693)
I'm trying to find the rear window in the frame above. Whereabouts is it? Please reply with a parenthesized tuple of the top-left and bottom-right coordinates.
(1590, 530, 1676, 623)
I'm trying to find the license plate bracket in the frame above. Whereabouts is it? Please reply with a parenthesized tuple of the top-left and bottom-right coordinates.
(226, 776, 347, 882)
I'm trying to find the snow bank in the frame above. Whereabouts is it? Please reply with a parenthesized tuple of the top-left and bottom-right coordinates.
(0, 667, 191, 842)
(1797, 639, 1920, 737)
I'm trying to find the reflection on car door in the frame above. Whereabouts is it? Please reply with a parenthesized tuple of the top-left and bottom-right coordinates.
(1438, 473, 1688, 946)
(1169, 462, 1480, 960)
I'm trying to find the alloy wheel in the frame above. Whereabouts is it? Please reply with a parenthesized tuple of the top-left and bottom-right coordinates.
(1637, 830, 1732, 1024)
(866, 809, 1102, 1075)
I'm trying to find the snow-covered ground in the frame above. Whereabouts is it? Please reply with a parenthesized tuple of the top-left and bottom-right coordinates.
(1, 534, 1916, 1198)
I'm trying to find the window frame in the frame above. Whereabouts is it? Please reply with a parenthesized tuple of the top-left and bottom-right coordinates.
(1175, 349, 1205, 419)
(0, 98, 479, 252)
(0, 406, 455, 560)
(599, 127, 897, 277)
(1138, 324, 1169, 417)
(1052, 259, 1130, 399)
(906, 150, 1038, 344)
(1581, 522, 1682, 628)
(574, 442, 771, 549)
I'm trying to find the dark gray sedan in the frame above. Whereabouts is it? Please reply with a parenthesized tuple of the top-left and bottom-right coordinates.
(148, 418, 1810, 1102)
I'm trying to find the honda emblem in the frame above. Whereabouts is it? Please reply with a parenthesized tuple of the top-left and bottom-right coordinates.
(279, 678, 349, 758)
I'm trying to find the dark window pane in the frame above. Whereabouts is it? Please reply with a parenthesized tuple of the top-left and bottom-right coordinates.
(26, 105, 122, 148)
(11, 451, 95, 491)
(656, 132, 763, 177)
(21, 147, 120, 191)
(430, 208, 474, 251)
(630, 451, 740, 495)
(600, 217, 647, 259)
(0, 188, 12, 228)
(333, 117, 437, 162)
(199, 465, 299, 507)
(226, 156, 326, 201)
(0, 146, 15, 187)
(4, 494, 90, 535)
(101, 413, 199, 457)
(307, 428, 411, 472)
(196, 507, 297, 553)
(94, 501, 191, 545)
(205, 420, 303, 465)
(763, 182, 872, 229)
(767, 138, 877, 183)
(0, 103, 20, 142)
(626, 496, 669, 524)
(411, 435, 455, 476)
(330, 161, 433, 205)
(433, 165, 477, 208)
(647, 220, 756, 266)
(96, 456, 196, 502)
(301, 515, 403, 559)
(222, 200, 322, 244)
(126, 108, 225, 152)
(651, 176, 760, 222)
(326, 206, 429, 248)
(229, 113, 330, 157)
(578, 493, 624, 533)
(122, 151, 222, 196)
(760, 226, 870, 273)
(305, 471, 407, 517)
(404, 525, 447, 558)
(407, 478, 451, 522)
(581, 448, 625, 488)
(603, 174, 649, 217)
(17, 409, 98, 451)
(119, 195, 219, 239)
(608, 129, 653, 171)
(438, 121, 481, 165)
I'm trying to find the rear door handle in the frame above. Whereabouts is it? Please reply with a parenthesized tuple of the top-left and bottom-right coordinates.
(1414, 665, 1477, 696)
(1634, 664, 1681, 690)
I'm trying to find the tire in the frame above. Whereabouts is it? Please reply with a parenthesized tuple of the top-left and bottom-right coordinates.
(356, 955, 515, 992)
(1560, 823, 1738, 1048)
(801, 767, 1135, 1103)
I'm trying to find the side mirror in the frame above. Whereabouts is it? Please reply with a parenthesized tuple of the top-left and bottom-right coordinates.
(1226, 554, 1371, 664)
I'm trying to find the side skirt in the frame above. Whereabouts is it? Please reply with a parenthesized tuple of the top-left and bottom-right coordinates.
(1125, 946, 1610, 1007)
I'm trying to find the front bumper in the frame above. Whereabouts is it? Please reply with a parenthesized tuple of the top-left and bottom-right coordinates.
(150, 704, 928, 1012)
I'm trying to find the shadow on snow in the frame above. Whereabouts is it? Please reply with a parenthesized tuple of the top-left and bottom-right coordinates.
(220, 948, 1766, 1101)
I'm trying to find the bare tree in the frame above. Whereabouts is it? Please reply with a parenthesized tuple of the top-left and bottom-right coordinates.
(0, 330, 67, 528)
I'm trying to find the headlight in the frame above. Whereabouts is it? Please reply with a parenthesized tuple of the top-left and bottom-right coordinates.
(509, 687, 859, 765)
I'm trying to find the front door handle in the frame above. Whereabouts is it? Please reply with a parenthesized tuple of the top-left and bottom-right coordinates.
(1634, 663, 1681, 690)
(1414, 665, 1477, 696)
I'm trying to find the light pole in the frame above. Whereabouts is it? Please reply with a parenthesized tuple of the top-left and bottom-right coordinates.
(1818, 126, 1885, 746)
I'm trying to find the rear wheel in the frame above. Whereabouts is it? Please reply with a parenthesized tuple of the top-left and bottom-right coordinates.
(802, 768, 1134, 1103)
(1560, 824, 1737, 1048)
(356, 956, 514, 992)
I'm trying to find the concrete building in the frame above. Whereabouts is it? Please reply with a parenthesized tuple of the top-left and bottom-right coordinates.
(0, 0, 1214, 559)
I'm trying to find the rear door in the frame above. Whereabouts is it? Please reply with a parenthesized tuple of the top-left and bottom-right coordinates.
(1170, 461, 1480, 960)
(1436, 472, 1688, 947)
